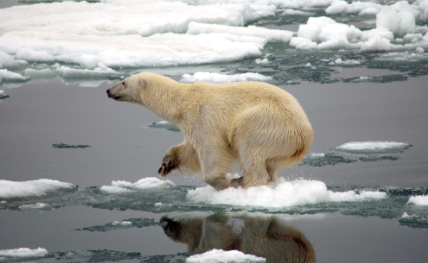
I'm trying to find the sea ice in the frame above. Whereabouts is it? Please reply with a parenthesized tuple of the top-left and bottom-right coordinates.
(333, 141, 412, 154)
(187, 177, 387, 208)
(407, 195, 428, 206)
(18, 203, 49, 210)
(0, 69, 29, 82)
(186, 249, 265, 263)
(0, 179, 76, 199)
(187, 22, 293, 43)
(100, 177, 175, 194)
(146, 121, 180, 132)
(0, 248, 48, 258)
(180, 72, 272, 83)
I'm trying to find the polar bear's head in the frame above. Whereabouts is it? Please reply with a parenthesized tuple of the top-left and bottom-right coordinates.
(106, 73, 146, 103)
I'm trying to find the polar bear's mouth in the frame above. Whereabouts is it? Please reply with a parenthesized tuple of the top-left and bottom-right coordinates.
(106, 89, 121, 100)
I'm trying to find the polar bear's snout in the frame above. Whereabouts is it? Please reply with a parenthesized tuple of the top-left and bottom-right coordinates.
(106, 85, 122, 100)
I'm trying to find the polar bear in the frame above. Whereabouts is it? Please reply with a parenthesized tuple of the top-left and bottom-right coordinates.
(106, 72, 313, 190)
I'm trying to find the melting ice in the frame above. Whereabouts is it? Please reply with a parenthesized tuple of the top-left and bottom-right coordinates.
(333, 141, 412, 154)
(1, 0, 428, 86)
(0, 179, 76, 199)
(186, 249, 266, 263)
(0, 247, 48, 258)
(187, 177, 387, 208)
(100, 177, 175, 194)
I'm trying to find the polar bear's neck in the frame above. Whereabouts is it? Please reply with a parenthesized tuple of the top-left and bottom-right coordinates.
(140, 76, 190, 125)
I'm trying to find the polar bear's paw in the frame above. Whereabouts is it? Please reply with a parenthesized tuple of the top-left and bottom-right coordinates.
(158, 154, 177, 178)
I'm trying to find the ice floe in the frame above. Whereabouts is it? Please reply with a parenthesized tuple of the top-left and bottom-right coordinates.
(0, 179, 76, 199)
(186, 249, 265, 263)
(0, 247, 48, 258)
(180, 72, 272, 83)
(187, 177, 387, 208)
(187, 22, 293, 43)
(0, 89, 9, 99)
(18, 203, 50, 210)
(0, 69, 29, 82)
(407, 195, 428, 206)
(333, 141, 412, 154)
(100, 177, 175, 194)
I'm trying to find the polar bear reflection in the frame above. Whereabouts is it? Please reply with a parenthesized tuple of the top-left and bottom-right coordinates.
(161, 214, 316, 263)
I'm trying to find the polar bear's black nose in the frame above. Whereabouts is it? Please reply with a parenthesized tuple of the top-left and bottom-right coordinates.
(106, 89, 110, 95)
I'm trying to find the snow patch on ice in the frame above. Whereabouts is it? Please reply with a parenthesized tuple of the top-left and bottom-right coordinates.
(187, 177, 387, 208)
(180, 72, 272, 83)
(187, 22, 293, 43)
(100, 177, 175, 194)
(333, 141, 412, 154)
(18, 203, 50, 210)
(0, 248, 48, 258)
(407, 195, 428, 206)
(0, 69, 29, 82)
(186, 249, 265, 263)
(0, 179, 76, 199)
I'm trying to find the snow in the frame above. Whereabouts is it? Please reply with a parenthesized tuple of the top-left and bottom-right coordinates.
(186, 249, 265, 263)
(0, 69, 29, 82)
(187, 22, 293, 43)
(407, 195, 428, 206)
(18, 203, 49, 210)
(100, 177, 175, 193)
(282, 9, 314, 16)
(180, 72, 272, 83)
(187, 177, 387, 208)
(0, 248, 48, 258)
(333, 141, 411, 154)
(0, 179, 76, 199)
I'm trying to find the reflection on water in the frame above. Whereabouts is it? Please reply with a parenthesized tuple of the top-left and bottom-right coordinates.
(161, 213, 316, 263)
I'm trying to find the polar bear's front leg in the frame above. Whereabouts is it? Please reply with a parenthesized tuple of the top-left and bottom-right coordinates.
(158, 141, 201, 178)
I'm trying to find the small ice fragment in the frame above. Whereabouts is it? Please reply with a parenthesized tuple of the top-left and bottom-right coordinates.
(180, 72, 271, 83)
(415, 47, 424, 53)
(333, 141, 411, 154)
(155, 202, 163, 206)
(19, 203, 49, 210)
(407, 195, 428, 206)
(255, 58, 269, 64)
(0, 247, 48, 258)
(186, 249, 266, 263)
(305, 63, 312, 67)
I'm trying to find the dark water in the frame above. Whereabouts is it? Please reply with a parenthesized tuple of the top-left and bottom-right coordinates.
(2, 1, 428, 263)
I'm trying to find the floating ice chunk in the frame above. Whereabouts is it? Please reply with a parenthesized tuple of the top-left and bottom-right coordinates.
(18, 203, 49, 210)
(112, 220, 132, 226)
(333, 141, 411, 154)
(360, 28, 394, 41)
(0, 69, 29, 82)
(282, 9, 314, 16)
(297, 17, 337, 42)
(0, 89, 9, 99)
(187, 22, 293, 43)
(333, 58, 361, 65)
(415, 47, 425, 53)
(187, 178, 387, 208)
(360, 35, 393, 51)
(0, 51, 27, 68)
(326, 0, 382, 16)
(407, 195, 428, 206)
(0, 179, 76, 199)
(403, 33, 424, 43)
(0, 247, 48, 258)
(255, 58, 269, 64)
(289, 37, 318, 50)
(180, 72, 272, 83)
(16, 48, 55, 63)
(186, 249, 265, 263)
(100, 177, 175, 194)
(377, 8, 416, 36)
